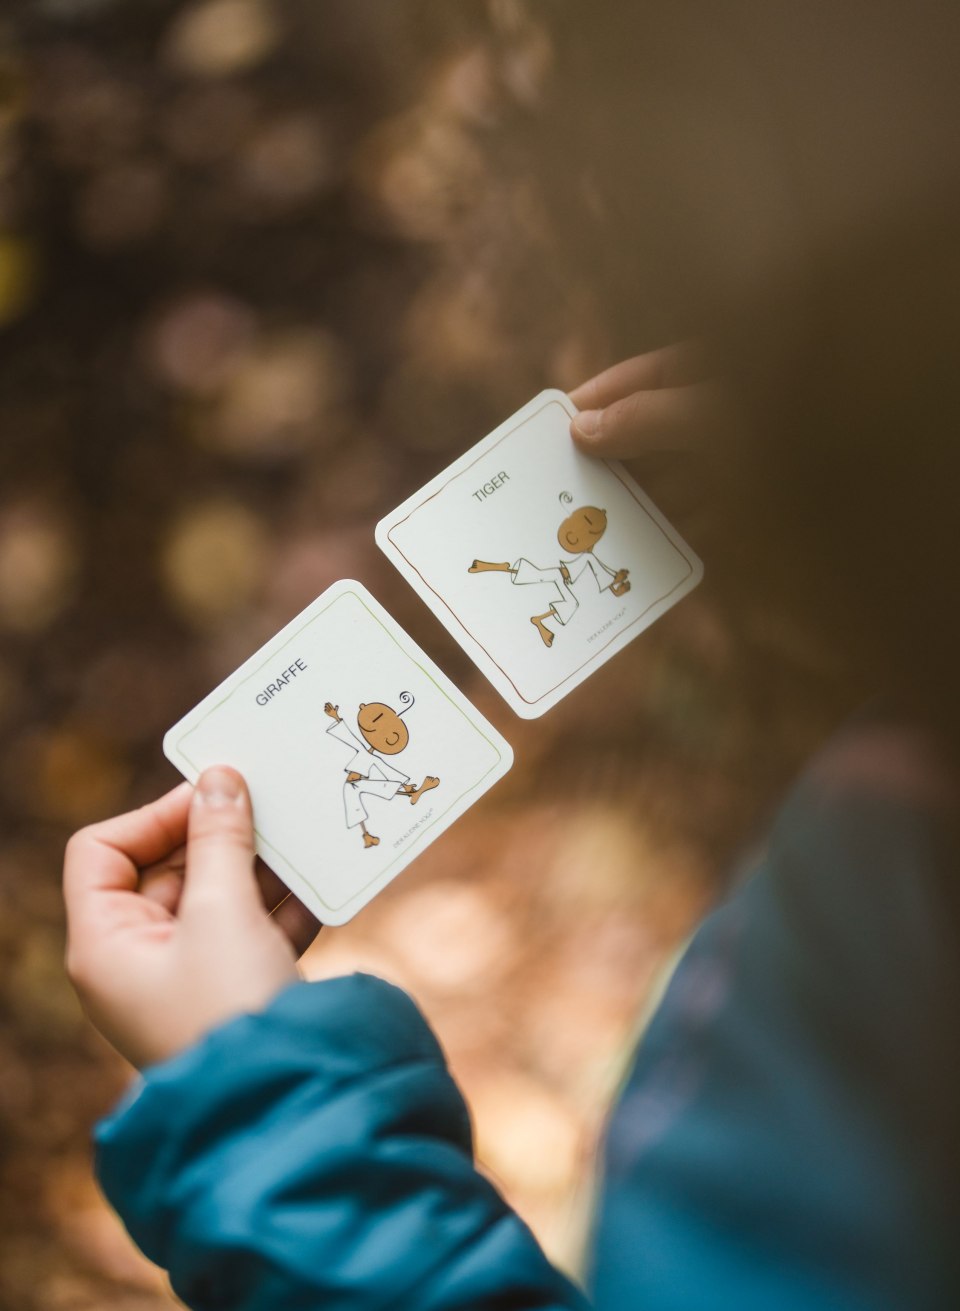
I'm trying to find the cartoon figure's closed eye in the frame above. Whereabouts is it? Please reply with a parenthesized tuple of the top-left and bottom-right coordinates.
(357, 702, 407, 754)
(560, 506, 607, 551)
(324, 696, 439, 849)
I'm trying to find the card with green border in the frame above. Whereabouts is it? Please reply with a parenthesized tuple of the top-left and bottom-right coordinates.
(163, 580, 513, 925)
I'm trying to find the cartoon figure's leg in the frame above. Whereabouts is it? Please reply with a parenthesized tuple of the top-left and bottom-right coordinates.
(507, 559, 575, 645)
(531, 607, 558, 647)
(472, 557, 574, 644)
(344, 775, 398, 849)
(400, 775, 440, 805)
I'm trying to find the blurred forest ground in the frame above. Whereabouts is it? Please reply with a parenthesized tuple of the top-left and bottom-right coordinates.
(0, 3, 852, 1308)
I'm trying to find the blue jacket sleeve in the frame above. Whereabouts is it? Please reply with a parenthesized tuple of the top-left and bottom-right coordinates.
(95, 973, 588, 1311)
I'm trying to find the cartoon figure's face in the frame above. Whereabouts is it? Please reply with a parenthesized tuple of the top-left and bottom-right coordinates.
(357, 702, 409, 754)
(557, 505, 607, 553)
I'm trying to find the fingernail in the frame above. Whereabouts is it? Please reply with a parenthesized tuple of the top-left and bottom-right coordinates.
(573, 409, 601, 439)
(195, 766, 243, 808)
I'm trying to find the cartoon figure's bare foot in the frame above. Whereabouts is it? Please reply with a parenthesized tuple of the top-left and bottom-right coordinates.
(346, 771, 363, 783)
(468, 560, 512, 573)
(408, 775, 440, 805)
(531, 614, 555, 647)
(362, 830, 380, 848)
(611, 580, 631, 597)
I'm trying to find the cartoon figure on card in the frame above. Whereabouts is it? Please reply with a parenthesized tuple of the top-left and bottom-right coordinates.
(323, 692, 440, 849)
(468, 495, 631, 648)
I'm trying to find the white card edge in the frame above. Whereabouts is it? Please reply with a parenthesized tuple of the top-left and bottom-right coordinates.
(374, 389, 575, 546)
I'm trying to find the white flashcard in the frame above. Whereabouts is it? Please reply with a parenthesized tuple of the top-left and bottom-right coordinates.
(163, 581, 513, 925)
(376, 390, 703, 718)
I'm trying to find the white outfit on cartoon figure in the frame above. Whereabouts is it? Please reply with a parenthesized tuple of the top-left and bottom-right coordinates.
(326, 717, 409, 828)
(511, 552, 620, 626)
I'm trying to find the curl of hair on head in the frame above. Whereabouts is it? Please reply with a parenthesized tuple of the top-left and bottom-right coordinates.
(559, 490, 573, 506)
(397, 690, 415, 716)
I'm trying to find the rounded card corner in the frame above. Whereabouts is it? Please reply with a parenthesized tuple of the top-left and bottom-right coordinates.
(509, 698, 547, 721)
(335, 578, 372, 603)
(319, 903, 355, 928)
(541, 387, 577, 414)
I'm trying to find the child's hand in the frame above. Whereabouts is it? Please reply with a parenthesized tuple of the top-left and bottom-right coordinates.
(569, 342, 720, 460)
(64, 767, 319, 1070)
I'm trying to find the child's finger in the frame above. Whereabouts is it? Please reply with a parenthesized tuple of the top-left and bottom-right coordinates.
(142, 846, 285, 918)
(140, 865, 186, 915)
(571, 382, 713, 460)
(568, 343, 701, 411)
(63, 784, 192, 914)
(181, 766, 260, 917)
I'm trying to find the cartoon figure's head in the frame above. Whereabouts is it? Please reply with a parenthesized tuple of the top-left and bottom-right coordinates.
(356, 693, 413, 754)
(557, 505, 607, 554)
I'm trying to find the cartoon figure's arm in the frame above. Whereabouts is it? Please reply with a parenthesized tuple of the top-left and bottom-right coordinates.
(595, 550, 634, 597)
(326, 714, 367, 759)
(563, 555, 594, 587)
(593, 555, 619, 585)
(561, 554, 631, 596)
(587, 554, 631, 594)
(370, 756, 410, 786)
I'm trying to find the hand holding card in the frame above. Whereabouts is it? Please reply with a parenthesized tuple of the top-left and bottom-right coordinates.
(63, 770, 308, 1069)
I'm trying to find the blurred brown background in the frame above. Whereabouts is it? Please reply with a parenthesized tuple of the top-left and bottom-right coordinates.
(0, 3, 852, 1307)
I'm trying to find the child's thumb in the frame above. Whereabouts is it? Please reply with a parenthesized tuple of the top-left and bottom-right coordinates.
(571, 383, 714, 461)
(182, 766, 260, 917)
